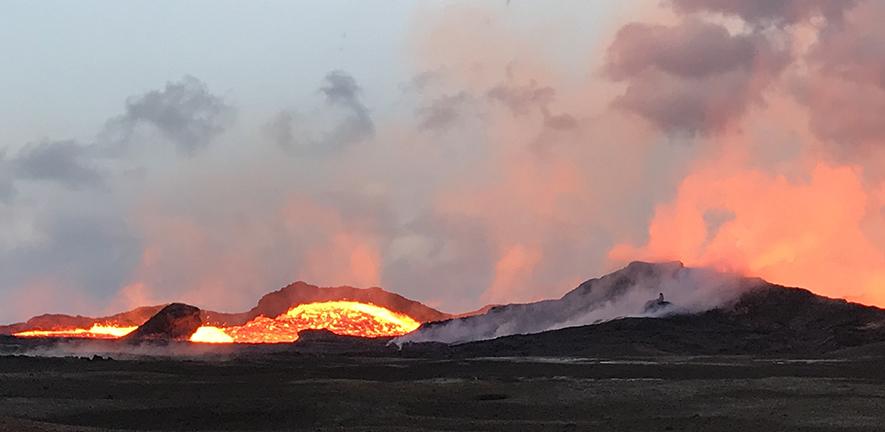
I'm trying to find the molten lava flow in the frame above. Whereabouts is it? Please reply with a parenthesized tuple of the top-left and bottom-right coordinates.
(189, 300, 421, 344)
(13, 324, 138, 339)
(190, 326, 234, 343)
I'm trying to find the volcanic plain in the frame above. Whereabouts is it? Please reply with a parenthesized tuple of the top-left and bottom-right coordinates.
(1, 341, 885, 431)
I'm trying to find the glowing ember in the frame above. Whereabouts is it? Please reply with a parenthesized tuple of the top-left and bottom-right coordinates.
(189, 300, 421, 344)
(190, 326, 234, 343)
(13, 324, 138, 339)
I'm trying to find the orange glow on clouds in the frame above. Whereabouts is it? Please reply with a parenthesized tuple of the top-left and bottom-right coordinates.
(611, 162, 885, 305)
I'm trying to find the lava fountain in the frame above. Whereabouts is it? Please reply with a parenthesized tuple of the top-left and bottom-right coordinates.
(190, 301, 421, 343)
(9, 301, 422, 343)
(189, 326, 234, 343)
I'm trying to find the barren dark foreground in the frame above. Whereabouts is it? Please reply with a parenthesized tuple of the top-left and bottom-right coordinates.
(1, 353, 884, 432)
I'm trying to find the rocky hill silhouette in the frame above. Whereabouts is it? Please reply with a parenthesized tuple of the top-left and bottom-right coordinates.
(0, 283, 449, 335)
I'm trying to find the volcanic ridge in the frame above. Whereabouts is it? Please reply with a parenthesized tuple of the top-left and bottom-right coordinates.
(4, 262, 885, 357)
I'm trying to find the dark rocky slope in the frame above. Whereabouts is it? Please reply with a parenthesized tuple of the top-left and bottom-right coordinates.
(443, 283, 885, 357)
(399, 261, 756, 344)
(124, 303, 202, 342)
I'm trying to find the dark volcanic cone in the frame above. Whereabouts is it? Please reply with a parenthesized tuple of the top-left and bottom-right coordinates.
(398, 261, 751, 344)
(394, 262, 885, 357)
(444, 283, 885, 357)
(398, 261, 885, 353)
(125, 303, 202, 342)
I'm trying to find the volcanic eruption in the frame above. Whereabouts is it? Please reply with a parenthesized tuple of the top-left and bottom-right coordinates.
(7, 305, 166, 340)
(6, 262, 885, 358)
(190, 300, 421, 343)
(13, 324, 138, 339)
(1, 282, 438, 345)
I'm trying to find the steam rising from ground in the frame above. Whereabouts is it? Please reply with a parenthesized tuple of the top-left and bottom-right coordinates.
(395, 262, 754, 345)
(0, 339, 243, 361)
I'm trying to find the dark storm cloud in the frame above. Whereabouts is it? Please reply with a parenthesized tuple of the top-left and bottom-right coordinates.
(487, 81, 555, 116)
(812, 29, 885, 90)
(799, 76, 885, 153)
(612, 68, 756, 135)
(2, 76, 230, 199)
(0, 75, 230, 320)
(669, 0, 859, 26)
(270, 71, 375, 153)
(607, 20, 761, 79)
(605, 19, 789, 134)
(318, 70, 375, 148)
(623, 0, 882, 156)
(111, 75, 234, 155)
(417, 92, 470, 131)
(12, 140, 103, 189)
(488, 81, 577, 131)
(321, 71, 362, 105)
(797, 0, 885, 152)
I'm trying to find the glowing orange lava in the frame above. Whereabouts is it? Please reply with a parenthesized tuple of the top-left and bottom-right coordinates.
(13, 324, 138, 339)
(190, 326, 234, 343)
(190, 300, 421, 344)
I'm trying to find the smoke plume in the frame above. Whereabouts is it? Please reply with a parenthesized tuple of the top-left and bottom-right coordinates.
(394, 262, 753, 345)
